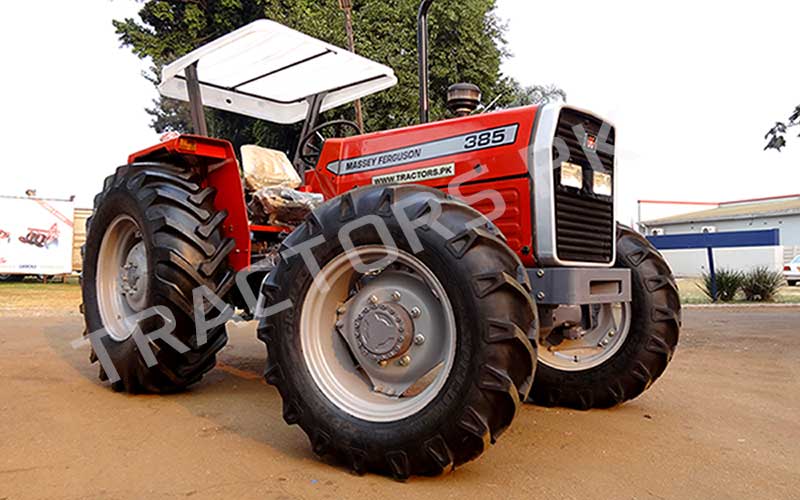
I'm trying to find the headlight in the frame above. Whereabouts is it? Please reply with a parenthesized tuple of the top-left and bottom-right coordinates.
(593, 171, 612, 197)
(560, 162, 583, 190)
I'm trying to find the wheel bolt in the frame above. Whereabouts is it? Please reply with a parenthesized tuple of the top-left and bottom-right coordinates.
(410, 307, 421, 318)
(335, 321, 344, 329)
(391, 290, 402, 301)
(600, 339, 609, 346)
(378, 360, 388, 367)
(369, 295, 379, 304)
(414, 334, 425, 345)
(609, 330, 616, 337)
(336, 305, 346, 315)
(398, 355, 411, 367)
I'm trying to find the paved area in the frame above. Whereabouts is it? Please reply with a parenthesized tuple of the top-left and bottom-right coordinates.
(0, 307, 798, 499)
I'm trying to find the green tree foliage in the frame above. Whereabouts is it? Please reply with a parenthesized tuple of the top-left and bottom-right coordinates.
(114, 0, 555, 154)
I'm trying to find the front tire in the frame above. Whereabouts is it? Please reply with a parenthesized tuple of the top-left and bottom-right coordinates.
(81, 162, 235, 393)
(259, 186, 537, 479)
(529, 226, 680, 409)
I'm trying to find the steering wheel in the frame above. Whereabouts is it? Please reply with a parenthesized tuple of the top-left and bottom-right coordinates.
(298, 120, 363, 168)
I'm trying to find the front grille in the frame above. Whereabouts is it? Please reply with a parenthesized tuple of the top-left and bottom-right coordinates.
(552, 109, 615, 263)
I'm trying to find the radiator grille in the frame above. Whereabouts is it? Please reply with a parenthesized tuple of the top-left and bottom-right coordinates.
(553, 109, 615, 263)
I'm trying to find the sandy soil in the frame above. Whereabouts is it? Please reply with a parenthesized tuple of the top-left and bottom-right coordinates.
(0, 305, 798, 499)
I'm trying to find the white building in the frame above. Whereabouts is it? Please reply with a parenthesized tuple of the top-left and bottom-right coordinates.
(640, 194, 800, 276)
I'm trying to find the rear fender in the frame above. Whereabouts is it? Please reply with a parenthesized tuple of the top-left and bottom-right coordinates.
(127, 135, 250, 271)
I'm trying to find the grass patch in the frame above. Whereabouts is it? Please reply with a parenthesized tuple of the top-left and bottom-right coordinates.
(678, 278, 800, 304)
(0, 279, 82, 316)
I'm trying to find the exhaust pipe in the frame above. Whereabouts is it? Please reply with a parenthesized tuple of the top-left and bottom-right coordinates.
(417, 0, 434, 124)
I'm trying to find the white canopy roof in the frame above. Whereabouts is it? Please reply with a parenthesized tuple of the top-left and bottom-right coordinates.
(158, 20, 398, 124)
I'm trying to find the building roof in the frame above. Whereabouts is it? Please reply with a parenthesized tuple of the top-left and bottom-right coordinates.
(643, 195, 800, 225)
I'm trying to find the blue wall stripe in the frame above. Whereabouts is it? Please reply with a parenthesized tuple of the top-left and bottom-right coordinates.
(646, 229, 780, 250)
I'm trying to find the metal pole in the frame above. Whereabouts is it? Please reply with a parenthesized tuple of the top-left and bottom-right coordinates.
(417, 0, 435, 124)
(185, 62, 208, 136)
(339, 1, 365, 131)
(707, 246, 717, 302)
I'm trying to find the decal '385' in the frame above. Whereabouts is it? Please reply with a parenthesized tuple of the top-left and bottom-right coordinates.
(326, 124, 520, 175)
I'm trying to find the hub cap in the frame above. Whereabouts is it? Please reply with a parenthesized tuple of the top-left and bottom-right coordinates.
(539, 302, 631, 371)
(300, 246, 456, 422)
(353, 301, 414, 362)
(96, 215, 149, 342)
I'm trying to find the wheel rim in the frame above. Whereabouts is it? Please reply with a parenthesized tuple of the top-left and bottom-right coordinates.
(539, 302, 631, 371)
(96, 215, 149, 342)
(300, 245, 457, 422)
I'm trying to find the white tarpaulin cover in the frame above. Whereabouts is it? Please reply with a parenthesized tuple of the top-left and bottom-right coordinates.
(159, 20, 398, 124)
(0, 197, 74, 275)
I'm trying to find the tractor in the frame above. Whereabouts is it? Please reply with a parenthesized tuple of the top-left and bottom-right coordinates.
(81, 1, 680, 479)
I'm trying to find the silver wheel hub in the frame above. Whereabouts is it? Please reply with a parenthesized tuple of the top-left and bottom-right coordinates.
(96, 215, 148, 342)
(120, 241, 148, 310)
(539, 302, 632, 371)
(300, 246, 456, 422)
(351, 301, 414, 362)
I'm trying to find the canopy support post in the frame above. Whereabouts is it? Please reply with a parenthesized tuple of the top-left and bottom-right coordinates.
(293, 92, 326, 182)
(185, 62, 209, 137)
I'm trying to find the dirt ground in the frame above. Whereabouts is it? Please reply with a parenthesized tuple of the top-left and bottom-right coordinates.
(0, 285, 798, 499)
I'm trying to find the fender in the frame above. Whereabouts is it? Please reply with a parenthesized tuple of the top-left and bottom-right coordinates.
(127, 135, 251, 271)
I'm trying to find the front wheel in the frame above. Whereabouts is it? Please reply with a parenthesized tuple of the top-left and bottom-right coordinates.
(529, 226, 680, 409)
(259, 186, 537, 479)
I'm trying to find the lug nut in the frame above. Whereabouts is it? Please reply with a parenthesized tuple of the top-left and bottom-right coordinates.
(600, 339, 609, 346)
(398, 355, 411, 367)
(378, 360, 388, 367)
(369, 295, 379, 304)
(335, 321, 344, 329)
(391, 290, 402, 301)
(414, 334, 425, 345)
(608, 330, 616, 337)
(410, 307, 421, 318)
(336, 305, 346, 315)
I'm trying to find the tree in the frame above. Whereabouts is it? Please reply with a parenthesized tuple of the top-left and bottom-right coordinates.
(114, 0, 548, 155)
(503, 82, 567, 108)
(764, 104, 800, 152)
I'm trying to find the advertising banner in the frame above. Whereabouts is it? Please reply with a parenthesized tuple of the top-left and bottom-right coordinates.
(0, 196, 75, 275)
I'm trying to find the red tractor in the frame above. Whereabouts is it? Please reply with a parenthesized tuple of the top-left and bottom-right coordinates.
(81, 2, 680, 479)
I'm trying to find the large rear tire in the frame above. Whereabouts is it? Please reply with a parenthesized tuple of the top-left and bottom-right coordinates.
(259, 185, 537, 479)
(81, 162, 235, 393)
(529, 225, 680, 409)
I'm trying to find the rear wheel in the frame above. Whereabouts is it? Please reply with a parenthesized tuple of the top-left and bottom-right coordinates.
(529, 226, 680, 409)
(259, 185, 537, 479)
(81, 162, 235, 393)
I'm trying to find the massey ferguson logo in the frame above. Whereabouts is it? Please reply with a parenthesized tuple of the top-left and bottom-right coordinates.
(584, 134, 598, 151)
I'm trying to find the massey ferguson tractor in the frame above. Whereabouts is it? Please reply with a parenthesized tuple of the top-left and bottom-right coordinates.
(81, 1, 680, 479)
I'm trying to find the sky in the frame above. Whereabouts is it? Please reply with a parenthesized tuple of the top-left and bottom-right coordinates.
(1, 0, 799, 225)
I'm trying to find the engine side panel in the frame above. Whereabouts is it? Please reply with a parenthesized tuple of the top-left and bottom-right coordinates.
(307, 105, 539, 265)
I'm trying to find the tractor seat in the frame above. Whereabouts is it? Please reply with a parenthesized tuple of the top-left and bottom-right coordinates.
(241, 145, 301, 191)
